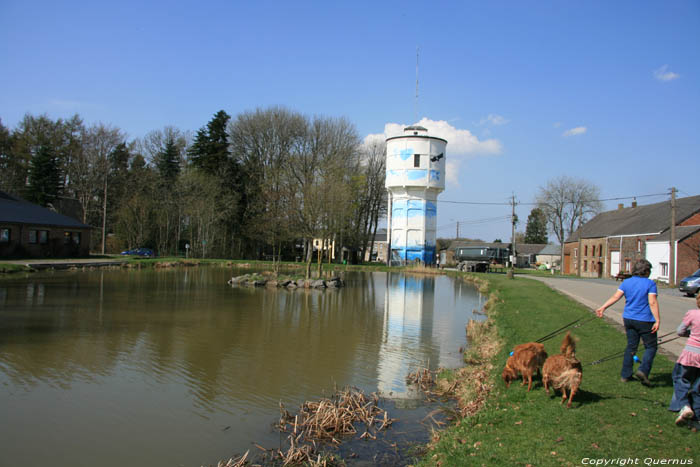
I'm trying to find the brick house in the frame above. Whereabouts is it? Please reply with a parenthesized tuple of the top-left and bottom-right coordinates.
(564, 195, 700, 279)
(0, 191, 91, 258)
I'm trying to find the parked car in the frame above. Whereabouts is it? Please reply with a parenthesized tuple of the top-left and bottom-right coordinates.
(120, 248, 155, 257)
(679, 268, 700, 297)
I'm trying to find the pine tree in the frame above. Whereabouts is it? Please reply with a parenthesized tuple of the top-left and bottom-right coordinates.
(524, 207, 548, 244)
(188, 110, 231, 176)
(156, 137, 181, 184)
(26, 144, 62, 206)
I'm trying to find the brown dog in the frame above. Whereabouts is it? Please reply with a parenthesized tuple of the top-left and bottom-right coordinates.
(502, 342, 548, 391)
(542, 332, 582, 408)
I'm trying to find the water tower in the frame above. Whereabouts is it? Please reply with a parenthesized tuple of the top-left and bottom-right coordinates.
(386, 125, 447, 264)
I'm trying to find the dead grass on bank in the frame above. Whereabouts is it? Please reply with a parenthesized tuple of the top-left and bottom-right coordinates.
(404, 264, 444, 276)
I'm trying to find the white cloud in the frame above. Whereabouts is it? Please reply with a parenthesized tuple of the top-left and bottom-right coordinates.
(653, 65, 680, 82)
(479, 114, 509, 126)
(365, 117, 503, 157)
(562, 126, 587, 137)
(445, 160, 461, 186)
(364, 117, 503, 188)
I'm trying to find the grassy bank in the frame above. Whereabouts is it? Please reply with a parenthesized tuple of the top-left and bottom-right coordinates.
(425, 273, 698, 466)
(0, 263, 33, 273)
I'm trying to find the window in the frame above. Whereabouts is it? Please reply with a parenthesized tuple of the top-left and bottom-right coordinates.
(583, 260, 588, 272)
(599, 245, 603, 257)
(0, 228, 9, 243)
(29, 230, 37, 244)
(39, 230, 48, 244)
(72, 232, 81, 245)
(64, 232, 71, 244)
(660, 262, 669, 276)
(625, 259, 631, 272)
(574, 248, 578, 258)
(413, 153, 420, 167)
(637, 239, 642, 252)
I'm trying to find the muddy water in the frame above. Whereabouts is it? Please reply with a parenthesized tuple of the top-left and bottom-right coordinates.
(0, 268, 484, 466)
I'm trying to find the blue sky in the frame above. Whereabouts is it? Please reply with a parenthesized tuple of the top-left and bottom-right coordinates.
(1, 1, 698, 242)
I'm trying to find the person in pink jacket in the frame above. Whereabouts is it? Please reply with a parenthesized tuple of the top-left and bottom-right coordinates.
(672, 294, 700, 426)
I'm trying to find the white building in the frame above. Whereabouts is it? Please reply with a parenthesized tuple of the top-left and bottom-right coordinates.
(385, 126, 447, 264)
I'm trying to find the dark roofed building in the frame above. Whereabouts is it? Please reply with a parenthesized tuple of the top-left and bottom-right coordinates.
(0, 191, 91, 258)
(563, 195, 700, 279)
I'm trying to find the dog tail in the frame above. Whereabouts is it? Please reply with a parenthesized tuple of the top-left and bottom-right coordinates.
(552, 367, 582, 390)
(560, 332, 576, 358)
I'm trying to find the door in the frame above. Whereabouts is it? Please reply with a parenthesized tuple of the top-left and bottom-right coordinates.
(610, 251, 620, 277)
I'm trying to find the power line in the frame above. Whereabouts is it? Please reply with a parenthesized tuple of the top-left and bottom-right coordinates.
(437, 215, 512, 231)
(437, 191, 671, 207)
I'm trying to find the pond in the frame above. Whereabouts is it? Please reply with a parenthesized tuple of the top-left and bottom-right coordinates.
(0, 267, 485, 466)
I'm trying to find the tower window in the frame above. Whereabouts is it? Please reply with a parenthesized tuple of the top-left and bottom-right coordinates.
(414, 154, 420, 167)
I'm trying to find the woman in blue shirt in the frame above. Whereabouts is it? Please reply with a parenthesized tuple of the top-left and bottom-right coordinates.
(596, 259, 660, 385)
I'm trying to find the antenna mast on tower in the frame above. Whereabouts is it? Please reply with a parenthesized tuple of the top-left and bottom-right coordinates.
(415, 46, 419, 124)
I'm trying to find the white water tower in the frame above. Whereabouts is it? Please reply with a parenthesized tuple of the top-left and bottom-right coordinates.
(386, 125, 447, 264)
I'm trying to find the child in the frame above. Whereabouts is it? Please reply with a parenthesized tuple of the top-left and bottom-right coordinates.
(671, 294, 700, 426)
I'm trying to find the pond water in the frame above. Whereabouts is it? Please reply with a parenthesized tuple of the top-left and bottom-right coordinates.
(0, 267, 485, 466)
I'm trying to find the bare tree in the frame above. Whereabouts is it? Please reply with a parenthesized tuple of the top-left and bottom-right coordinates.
(81, 123, 124, 253)
(229, 106, 306, 267)
(357, 138, 387, 262)
(536, 175, 602, 271)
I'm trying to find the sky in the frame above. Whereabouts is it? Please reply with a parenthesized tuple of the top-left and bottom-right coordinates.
(1, 1, 698, 243)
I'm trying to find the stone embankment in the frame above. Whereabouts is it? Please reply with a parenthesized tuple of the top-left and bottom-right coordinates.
(227, 274, 344, 289)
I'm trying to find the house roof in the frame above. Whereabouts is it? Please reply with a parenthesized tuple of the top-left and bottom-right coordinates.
(372, 228, 387, 242)
(647, 225, 700, 243)
(0, 191, 91, 229)
(537, 244, 561, 255)
(516, 243, 547, 255)
(566, 195, 700, 242)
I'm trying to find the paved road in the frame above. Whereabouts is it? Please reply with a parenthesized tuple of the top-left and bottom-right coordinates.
(525, 275, 695, 358)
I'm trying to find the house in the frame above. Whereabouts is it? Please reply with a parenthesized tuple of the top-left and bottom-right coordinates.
(0, 191, 91, 258)
(535, 244, 562, 270)
(564, 195, 700, 279)
(515, 243, 547, 268)
(363, 228, 387, 262)
(646, 225, 700, 283)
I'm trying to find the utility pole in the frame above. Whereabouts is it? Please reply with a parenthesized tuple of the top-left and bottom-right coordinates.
(509, 194, 516, 279)
(670, 187, 677, 286)
(456, 221, 459, 240)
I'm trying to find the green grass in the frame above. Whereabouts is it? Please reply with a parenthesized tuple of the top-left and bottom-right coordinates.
(0, 263, 33, 273)
(423, 274, 698, 466)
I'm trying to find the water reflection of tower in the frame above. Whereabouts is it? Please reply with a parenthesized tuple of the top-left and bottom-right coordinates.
(377, 273, 436, 397)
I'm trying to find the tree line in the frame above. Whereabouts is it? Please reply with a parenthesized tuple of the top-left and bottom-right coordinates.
(0, 107, 387, 273)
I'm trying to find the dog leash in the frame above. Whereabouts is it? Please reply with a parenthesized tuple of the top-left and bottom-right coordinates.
(588, 334, 682, 366)
(535, 316, 597, 344)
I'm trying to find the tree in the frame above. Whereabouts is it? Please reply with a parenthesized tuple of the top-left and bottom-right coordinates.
(524, 207, 548, 244)
(26, 144, 61, 206)
(81, 123, 124, 252)
(230, 106, 306, 263)
(537, 176, 602, 271)
(138, 127, 189, 255)
(355, 138, 387, 263)
(188, 110, 231, 176)
(0, 119, 22, 195)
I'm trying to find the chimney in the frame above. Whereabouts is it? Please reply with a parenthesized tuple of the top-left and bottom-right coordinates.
(618, 203, 624, 210)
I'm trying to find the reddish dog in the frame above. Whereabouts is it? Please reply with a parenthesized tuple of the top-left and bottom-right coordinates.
(542, 332, 582, 408)
(502, 342, 548, 391)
